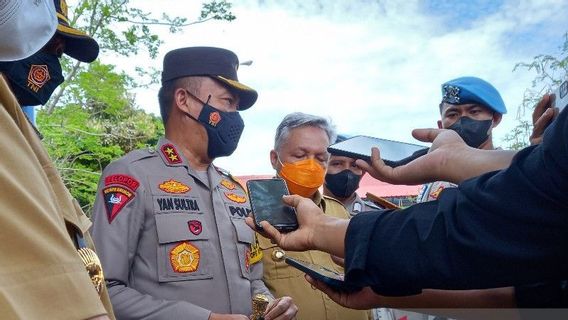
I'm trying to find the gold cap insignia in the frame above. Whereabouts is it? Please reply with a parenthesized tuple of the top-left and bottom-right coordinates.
(170, 242, 200, 273)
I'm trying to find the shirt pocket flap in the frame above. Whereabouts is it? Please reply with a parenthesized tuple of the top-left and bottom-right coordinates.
(231, 218, 253, 244)
(155, 213, 208, 244)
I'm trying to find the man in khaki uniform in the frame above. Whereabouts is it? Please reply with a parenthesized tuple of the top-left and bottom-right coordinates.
(0, 1, 113, 319)
(91, 47, 297, 320)
(258, 112, 368, 320)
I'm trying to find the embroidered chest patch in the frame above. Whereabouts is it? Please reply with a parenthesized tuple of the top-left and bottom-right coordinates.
(170, 242, 200, 273)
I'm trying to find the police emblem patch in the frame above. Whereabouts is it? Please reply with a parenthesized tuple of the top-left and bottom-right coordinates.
(209, 111, 221, 127)
(170, 242, 200, 273)
(224, 192, 247, 204)
(220, 179, 236, 190)
(430, 185, 445, 200)
(102, 186, 135, 223)
(188, 220, 202, 235)
(159, 179, 191, 194)
(28, 64, 50, 92)
(161, 144, 183, 165)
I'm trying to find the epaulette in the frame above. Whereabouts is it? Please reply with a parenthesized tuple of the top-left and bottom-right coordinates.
(117, 148, 156, 164)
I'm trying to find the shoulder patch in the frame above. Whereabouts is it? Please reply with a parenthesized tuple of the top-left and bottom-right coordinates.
(102, 186, 135, 223)
(161, 143, 183, 165)
(105, 174, 140, 191)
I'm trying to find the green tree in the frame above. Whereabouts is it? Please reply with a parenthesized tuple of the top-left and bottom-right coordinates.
(38, 0, 235, 213)
(503, 32, 568, 150)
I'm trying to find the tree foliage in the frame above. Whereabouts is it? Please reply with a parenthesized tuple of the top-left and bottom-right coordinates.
(39, 0, 235, 213)
(503, 32, 568, 150)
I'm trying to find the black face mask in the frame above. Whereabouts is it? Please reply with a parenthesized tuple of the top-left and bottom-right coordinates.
(447, 116, 493, 148)
(325, 169, 362, 199)
(185, 93, 245, 159)
(0, 51, 64, 106)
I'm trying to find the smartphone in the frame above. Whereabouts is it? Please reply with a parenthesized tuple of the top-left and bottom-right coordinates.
(328, 135, 428, 167)
(246, 178, 298, 232)
(552, 78, 568, 112)
(285, 257, 362, 293)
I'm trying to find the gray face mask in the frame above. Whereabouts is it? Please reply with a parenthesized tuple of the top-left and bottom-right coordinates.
(447, 116, 492, 148)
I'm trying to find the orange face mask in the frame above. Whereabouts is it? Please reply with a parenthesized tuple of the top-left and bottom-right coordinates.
(278, 157, 326, 198)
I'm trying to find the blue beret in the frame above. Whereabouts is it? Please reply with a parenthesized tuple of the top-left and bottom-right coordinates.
(441, 76, 507, 114)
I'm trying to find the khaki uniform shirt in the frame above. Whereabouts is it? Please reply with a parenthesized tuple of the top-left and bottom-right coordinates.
(258, 192, 368, 320)
(0, 76, 114, 319)
(91, 138, 271, 320)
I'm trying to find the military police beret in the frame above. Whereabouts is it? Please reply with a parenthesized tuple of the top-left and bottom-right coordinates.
(441, 76, 507, 114)
(161, 46, 258, 110)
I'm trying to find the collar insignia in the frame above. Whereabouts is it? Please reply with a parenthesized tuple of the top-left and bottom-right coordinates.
(224, 192, 247, 203)
(159, 179, 191, 194)
(161, 143, 183, 165)
(220, 179, 236, 190)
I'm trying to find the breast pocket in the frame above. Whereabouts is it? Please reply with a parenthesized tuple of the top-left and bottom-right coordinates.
(231, 217, 254, 280)
(155, 213, 214, 282)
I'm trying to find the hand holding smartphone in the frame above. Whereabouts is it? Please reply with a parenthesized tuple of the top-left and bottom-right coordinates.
(285, 257, 362, 293)
(246, 178, 298, 232)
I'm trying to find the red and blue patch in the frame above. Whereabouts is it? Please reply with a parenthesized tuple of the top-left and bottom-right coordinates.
(103, 174, 139, 223)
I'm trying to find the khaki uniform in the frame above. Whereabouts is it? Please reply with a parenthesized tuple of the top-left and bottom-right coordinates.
(91, 138, 271, 320)
(258, 192, 368, 320)
(0, 76, 114, 319)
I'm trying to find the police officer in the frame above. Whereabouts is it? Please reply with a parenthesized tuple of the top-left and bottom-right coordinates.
(416, 76, 506, 202)
(323, 134, 396, 217)
(258, 112, 368, 320)
(0, 1, 113, 319)
(91, 47, 297, 320)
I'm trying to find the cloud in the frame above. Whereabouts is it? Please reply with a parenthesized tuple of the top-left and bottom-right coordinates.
(110, 0, 567, 175)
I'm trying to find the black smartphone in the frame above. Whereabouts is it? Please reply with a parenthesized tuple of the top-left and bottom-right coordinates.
(328, 135, 428, 167)
(285, 257, 362, 293)
(246, 178, 298, 232)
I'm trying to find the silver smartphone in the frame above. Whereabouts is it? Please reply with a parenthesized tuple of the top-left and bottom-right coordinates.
(552, 79, 568, 112)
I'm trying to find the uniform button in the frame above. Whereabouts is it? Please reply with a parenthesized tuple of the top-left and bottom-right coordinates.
(271, 249, 285, 262)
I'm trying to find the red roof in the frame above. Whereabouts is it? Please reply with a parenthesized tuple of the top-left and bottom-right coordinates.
(235, 174, 420, 198)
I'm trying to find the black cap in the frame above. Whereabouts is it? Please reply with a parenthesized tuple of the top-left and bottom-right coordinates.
(54, 0, 99, 62)
(161, 46, 258, 110)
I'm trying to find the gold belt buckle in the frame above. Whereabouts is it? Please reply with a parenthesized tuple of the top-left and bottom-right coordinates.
(77, 247, 105, 295)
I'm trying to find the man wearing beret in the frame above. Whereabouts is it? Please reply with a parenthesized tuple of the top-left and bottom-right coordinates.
(416, 76, 506, 203)
(0, 0, 113, 319)
(91, 47, 297, 320)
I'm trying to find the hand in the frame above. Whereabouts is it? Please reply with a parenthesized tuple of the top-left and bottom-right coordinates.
(245, 195, 324, 252)
(208, 313, 249, 320)
(530, 93, 558, 145)
(330, 255, 345, 267)
(356, 128, 467, 185)
(263, 296, 298, 320)
(305, 275, 383, 309)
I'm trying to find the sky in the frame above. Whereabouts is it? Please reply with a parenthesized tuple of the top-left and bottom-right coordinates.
(102, 0, 567, 175)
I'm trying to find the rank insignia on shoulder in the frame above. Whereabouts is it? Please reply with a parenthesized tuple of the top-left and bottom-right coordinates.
(103, 186, 135, 223)
(170, 242, 200, 273)
(224, 192, 247, 204)
(220, 179, 236, 190)
(159, 179, 191, 194)
(161, 143, 183, 165)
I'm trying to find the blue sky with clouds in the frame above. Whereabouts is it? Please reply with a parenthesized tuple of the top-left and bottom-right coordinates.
(105, 0, 567, 175)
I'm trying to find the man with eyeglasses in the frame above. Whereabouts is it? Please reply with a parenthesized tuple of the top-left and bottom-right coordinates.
(91, 47, 297, 320)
